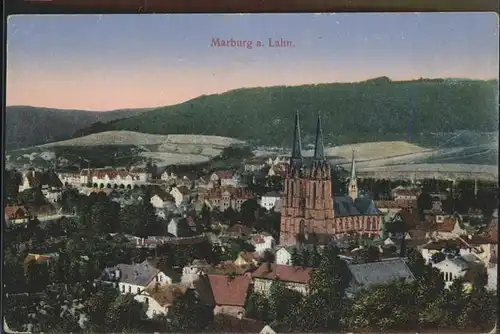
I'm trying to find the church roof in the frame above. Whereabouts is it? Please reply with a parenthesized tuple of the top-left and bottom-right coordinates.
(334, 196, 382, 217)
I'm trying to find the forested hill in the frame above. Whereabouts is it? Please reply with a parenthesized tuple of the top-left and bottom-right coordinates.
(6, 106, 151, 150)
(75, 78, 498, 147)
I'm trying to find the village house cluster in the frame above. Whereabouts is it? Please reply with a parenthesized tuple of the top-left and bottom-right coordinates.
(4, 114, 498, 333)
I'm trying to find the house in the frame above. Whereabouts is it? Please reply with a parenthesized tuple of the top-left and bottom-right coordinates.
(170, 186, 191, 207)
(99, 260, 174, 295)
(181, 259, 212, 285)
(234, 252, 259, 267)
(391, 186, 421, 201)
(207, 274, 252, 317)
(205, 187, 253, 212)
(168, 217, 195, 237)
(80, 168, 151, 189)
(250, 233, 275, 254)
(210, 171, 242, 188)
(346, 258, 415, 297)
(134, 283, 189, 319)
(225, 223, 253, 237)
(252, 263, 312, 296)
(5, 205, 30, 225)
(24, 253, 59, 265)
(275, 244, 316, 266)
(150, 190, 176, 209)
(431, 216, 467, 240)
(260, 191, 282, 211)
(431, 257, 469, 289)
(243, 158, 267, 172)
(260, 325, 278, 334)
(160, 170, 177, 182)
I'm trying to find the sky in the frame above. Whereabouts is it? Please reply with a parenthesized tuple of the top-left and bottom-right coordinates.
(6, 13, 499, 111)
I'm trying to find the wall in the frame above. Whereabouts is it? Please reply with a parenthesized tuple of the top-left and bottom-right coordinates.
(253, 278, 308, 296)
(261, 196, 279, 211)
(276, 249, 291, 266)
(134, 294, 168, 319)
(214, 305, 245, 317)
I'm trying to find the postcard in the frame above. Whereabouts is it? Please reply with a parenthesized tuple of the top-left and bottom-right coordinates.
(4, 13, 499, 334)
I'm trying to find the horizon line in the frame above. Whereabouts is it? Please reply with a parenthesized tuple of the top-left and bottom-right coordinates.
(7, 75, 498, 112)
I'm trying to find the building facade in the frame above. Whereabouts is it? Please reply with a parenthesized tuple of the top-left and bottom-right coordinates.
(279, 112, 382, 246)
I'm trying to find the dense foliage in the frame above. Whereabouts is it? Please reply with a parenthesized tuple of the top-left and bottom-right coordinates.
(76, 78, 498, 147)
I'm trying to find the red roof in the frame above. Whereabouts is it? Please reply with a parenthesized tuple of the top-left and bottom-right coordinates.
(435, 217, 457, 233)
(216, 171, 235, 179)
(252, 263, 312, 284)
(5, 205, 29, 220)
(397, 208, 422, 229)
(207, 275, 251, 307)
(393, 188, 421, 197)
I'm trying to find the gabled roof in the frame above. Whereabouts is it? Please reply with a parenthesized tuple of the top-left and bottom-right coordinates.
(5, 205, 29, 220)
(143, 283, 188, 307)
(112, 261, 161, 286)
(207, 274, 251, 307)
(435, 217, 458, 233)
(252, 263, 312, 284)
(347, 258, 415, 288)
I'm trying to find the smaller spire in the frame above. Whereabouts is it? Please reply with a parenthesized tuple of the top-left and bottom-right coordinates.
(350, 149, 356, 180)
(313, 112, 325, 161)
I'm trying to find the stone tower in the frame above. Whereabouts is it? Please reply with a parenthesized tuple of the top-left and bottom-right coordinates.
(280, 112, 335, 246)
(348, 149, 358, 200)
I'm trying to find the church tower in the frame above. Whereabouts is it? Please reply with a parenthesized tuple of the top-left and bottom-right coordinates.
(280, 112, 335, 246)
(348, 149, 358, 200)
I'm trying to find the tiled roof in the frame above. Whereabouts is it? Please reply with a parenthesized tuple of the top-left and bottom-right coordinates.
(226, 224, 253, 235)
(207, 274, 251, 307)
(215, 171, 235, 179)
(347, 258, 415, 288)
(252, 263, 312, 284)
(144, 283, 188, 307)
(435, 217, 457, 233)
(113, 261, 160, 286)
(5, 205, 29, 220)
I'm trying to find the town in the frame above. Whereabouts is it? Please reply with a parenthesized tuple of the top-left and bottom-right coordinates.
(4, 113, 498, 334)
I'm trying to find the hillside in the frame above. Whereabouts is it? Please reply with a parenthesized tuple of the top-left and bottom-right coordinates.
(75, 78, 498, 147)
(5, 106, 151, 149)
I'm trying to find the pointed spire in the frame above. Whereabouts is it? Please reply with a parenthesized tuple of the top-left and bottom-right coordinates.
(290, 111, 303, 163)
(350, 149, 356, 180)
(313, 112, 325, 161)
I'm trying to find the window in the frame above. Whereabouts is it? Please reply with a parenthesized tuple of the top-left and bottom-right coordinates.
(299, 220, 305, 235)
(159, 275, 163, 283)
(137, 287, 140, 294)
(313, 183, 317, 200)
(128, 286, 131, 293)
(121, 284, 125, 292)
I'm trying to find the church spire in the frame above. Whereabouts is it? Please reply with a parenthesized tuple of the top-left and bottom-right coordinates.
(290, 111, 303, 164)
(350, 149, 356, 180)
(313, 112, 325, 161)
(348, 149, 358, 200)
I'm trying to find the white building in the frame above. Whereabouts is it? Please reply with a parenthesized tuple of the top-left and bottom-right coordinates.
(431, 257, 469, 289)
(99, 260, 174, 295)
(78, 168, 151, 189)
(252, 263, 311, 296)
(260, 191, 281, 211)
(391, 186, 421, 201)
(210, 171, 242, 188)
(150, 192, 174, 209)
(169, 186, 191, 207)
(250, 233, 275, 254)
(160, 171, 177, 182)
(134, 284, 188, 319)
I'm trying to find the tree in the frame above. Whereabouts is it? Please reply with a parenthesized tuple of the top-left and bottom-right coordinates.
(406, 248, 426, 279)
(356, 245, 380, 263)
(290, 247, 302, 266)
(301, 248, 310, 267)
(240, 198, 260, 225)
(167, 290, 212, 332)
(245, 292, 270, 322)
(84, 287, 119, 331)
(105, 294, 145, 332)
(417, 191, 433, 214)
(310, 245, 322, 268)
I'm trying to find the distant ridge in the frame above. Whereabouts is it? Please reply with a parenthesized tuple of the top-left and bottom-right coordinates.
(6, 78, 498, 149)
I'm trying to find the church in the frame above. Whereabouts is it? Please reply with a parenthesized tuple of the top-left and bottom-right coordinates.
(279, 112, 383, 246)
